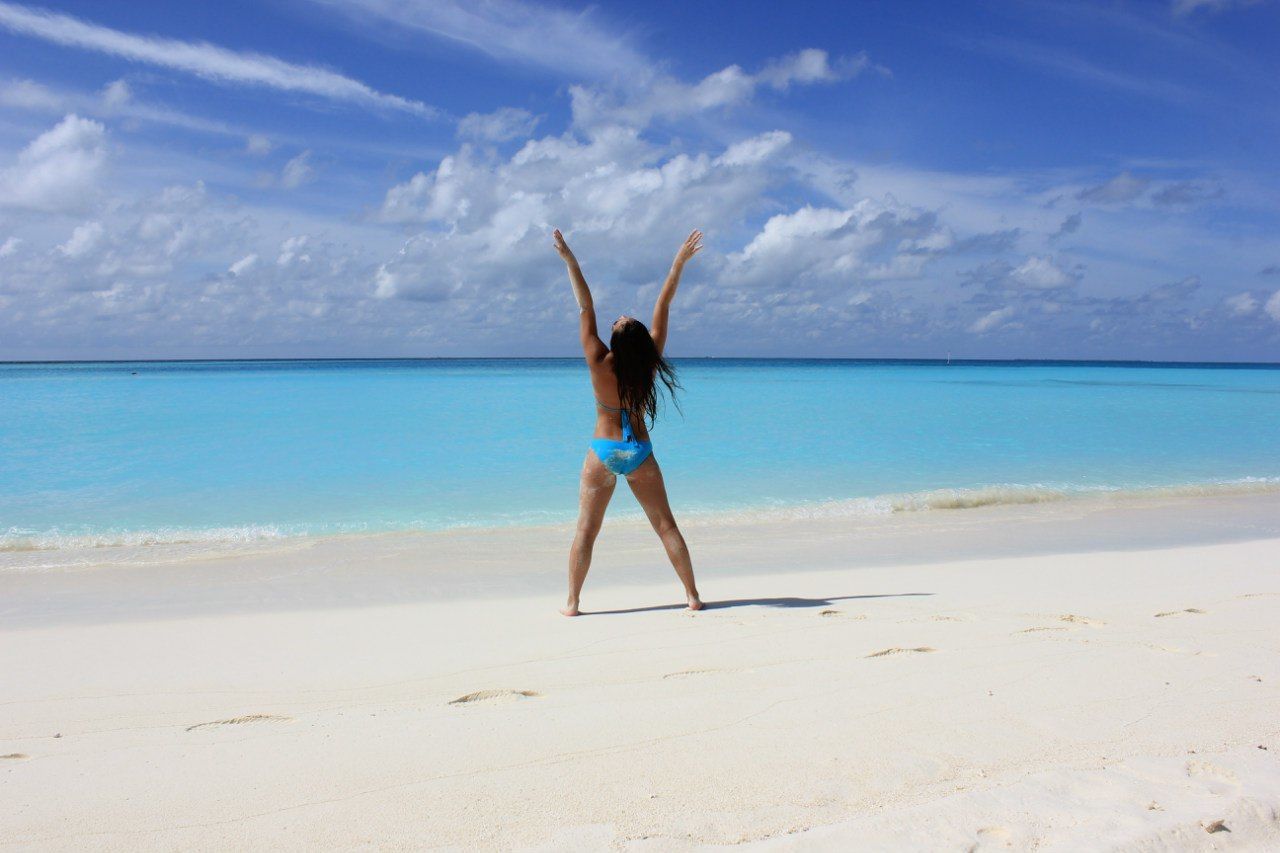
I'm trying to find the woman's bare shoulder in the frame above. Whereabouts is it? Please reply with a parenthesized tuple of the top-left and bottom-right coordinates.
(587, 353, 616, 397)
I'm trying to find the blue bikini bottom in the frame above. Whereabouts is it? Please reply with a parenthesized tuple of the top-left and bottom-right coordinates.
(590, 438, 653, 476)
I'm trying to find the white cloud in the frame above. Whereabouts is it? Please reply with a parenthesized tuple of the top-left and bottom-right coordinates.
(1224, 291, 1258, 316)
(717, 130, 792, 167)
(278, 235, 311, 266)
(228, 253, 258, 276)
(728, 198, 952, 289)
(0, 235, 21, 257)
(0, 77, 64, 110)
(280, 150, 315, 189)
(570, 48, 881, 129)
(101, 78, 130, 110)
(1010, 255, 1075, 289)
(757, 49, 885, 89)
(60, 220, 104, 257)
(1, 30, 1268, 360)
(1, 75, 247, 139)
(302, 0, 649, 79)
(372, 125, 806, 301)
(1076, 171, 1149, 204)
(1172, 0, 1260, 15)
(1266, 290, 1280, 322)
(974, 37, 1194, 104)
(969, 306, 1015, 334)
(0, 180, 254, 303)
(0, 1, 439, 117)
(457, 107, 539, 142)
(0, 114, 107, 213)
(245, 134, 273, 156)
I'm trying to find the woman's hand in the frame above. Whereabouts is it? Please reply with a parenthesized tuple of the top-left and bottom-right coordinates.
(674, 229, 703, 267)
(552, 228, 576, 263)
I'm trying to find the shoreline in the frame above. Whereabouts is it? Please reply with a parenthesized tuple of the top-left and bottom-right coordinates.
(5, 474, 1280, 558)
(3, 491, 1279, 629)
(2, 525, 1278, 849)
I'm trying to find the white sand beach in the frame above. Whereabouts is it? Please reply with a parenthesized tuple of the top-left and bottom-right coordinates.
(3, 494, 1279, 850)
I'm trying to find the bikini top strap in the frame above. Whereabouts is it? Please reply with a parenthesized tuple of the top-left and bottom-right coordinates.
(596, 397, 636, 443)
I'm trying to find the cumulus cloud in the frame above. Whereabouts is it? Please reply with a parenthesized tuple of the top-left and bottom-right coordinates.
(964, 255, 1080, 292)
(0, 184, 386, 355)
(380, 126, 787, 232)
(726, 199, 952, 288)
(0, 235, 21, 257)
(2, 21, 1267, 360)
(0, 1, 439, 117)
(718, 131, 792, 167)
(570, 48, 881, 129)
(371, 126, 874, 308)
(457, 107, 540, 142)
(364, 95, 1111, 352)
(1010, 255, 1076, 289)
(1224, 292, 1258, 315)
(0, 113, 107, 213)
(757, 49, 888, 89)
(277, 235, 312, 266)
(1267, 290, 1280, 322)
(60, 220, 104, 257)
(0, 180, 254, 304)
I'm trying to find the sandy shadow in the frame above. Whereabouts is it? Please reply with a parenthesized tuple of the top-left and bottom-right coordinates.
(581, 592, 934, 616)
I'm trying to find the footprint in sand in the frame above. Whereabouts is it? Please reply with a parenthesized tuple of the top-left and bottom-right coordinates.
(968, 826, 1014, 850)
(1059, 614, 1105, 626)
(1015, 626, 1070, 634)
(1187, 760, 1241, 796)
(448, 689, 540, 705)
(1142, 643, 1190, 655)
(186, 714, 293, 732)
(1, 753, 29, 761)
(866, 646, 935, 658)
(663, 669, 722, 679)
(819, 609, 866, 620)
(1154, 608, 1206, 617)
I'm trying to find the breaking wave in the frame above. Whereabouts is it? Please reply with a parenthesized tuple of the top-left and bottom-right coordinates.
(4, 477, 1279, 554)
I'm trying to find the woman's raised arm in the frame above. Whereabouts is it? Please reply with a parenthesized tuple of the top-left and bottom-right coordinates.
(650, 229, 702, 356)
(553, 229, 608, 363)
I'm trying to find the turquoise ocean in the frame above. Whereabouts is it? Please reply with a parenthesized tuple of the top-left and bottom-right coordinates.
(3, 359, 1279, 551)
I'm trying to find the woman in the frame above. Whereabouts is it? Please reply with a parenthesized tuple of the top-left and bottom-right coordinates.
(551, 227, 705, 617)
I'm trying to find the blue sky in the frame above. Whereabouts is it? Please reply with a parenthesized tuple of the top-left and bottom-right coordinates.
(0, 0, 1277, 360)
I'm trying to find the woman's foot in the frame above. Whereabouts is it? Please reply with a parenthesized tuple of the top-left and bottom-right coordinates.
(559, 599, 581, 617)
(687, 593, 705, 611)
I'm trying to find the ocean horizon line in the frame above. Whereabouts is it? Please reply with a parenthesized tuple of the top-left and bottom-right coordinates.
(5, 356, 1280, 368)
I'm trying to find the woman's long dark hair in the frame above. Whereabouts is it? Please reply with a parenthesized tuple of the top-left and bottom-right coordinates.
(609, 318, 680, 428)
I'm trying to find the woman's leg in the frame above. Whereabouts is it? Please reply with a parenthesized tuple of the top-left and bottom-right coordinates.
(625, 456, 703, 610)
(563, 451, 617, 616)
